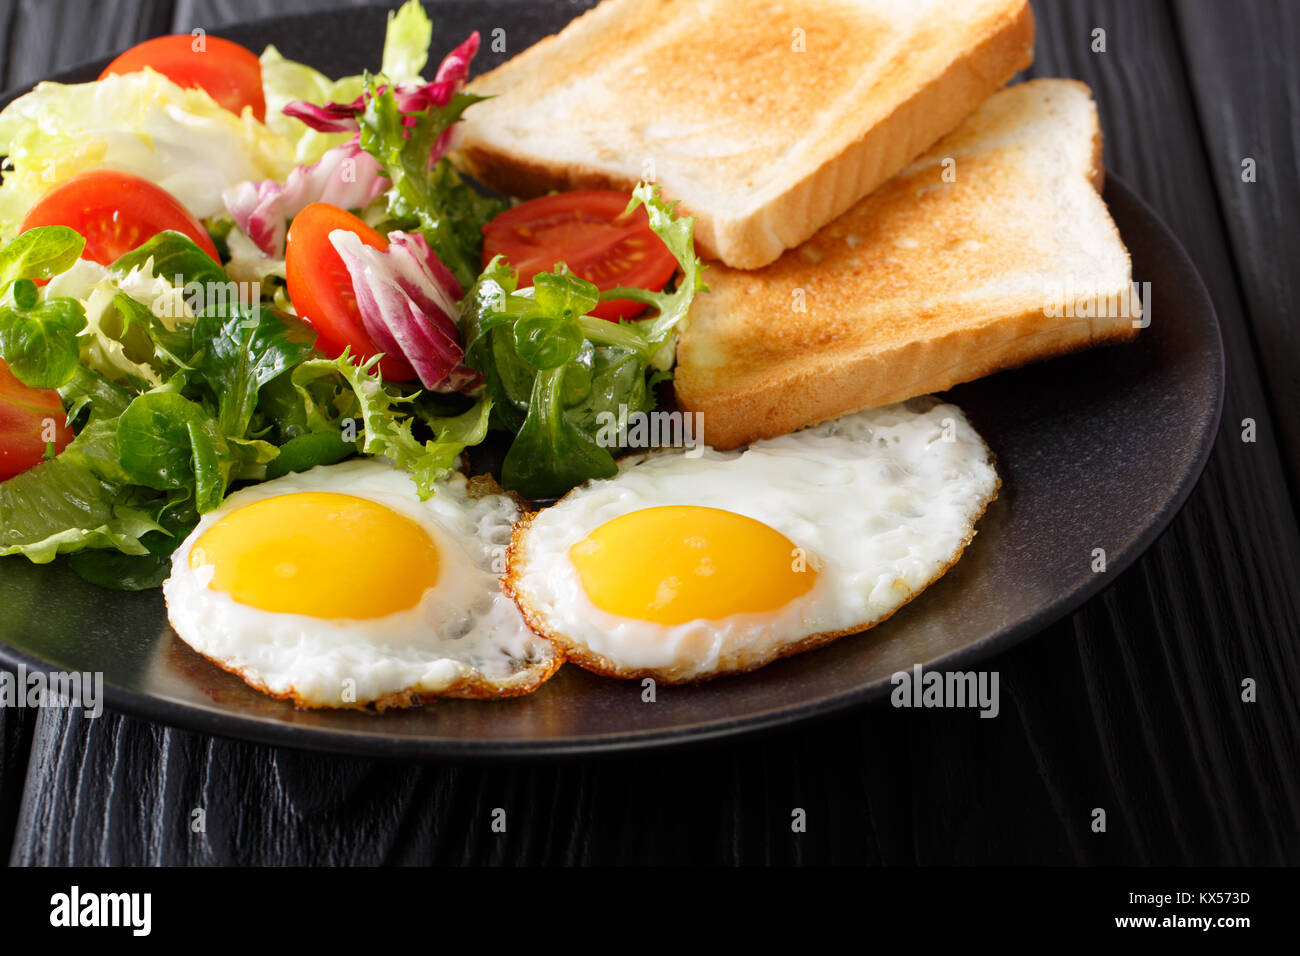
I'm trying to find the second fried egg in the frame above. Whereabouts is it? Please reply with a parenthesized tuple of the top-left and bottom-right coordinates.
(505, 398, 999, 682)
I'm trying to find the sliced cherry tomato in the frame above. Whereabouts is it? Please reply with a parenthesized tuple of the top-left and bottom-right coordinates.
(482, 190, 678, 321)
(0, 359, 73, 480)
(20, 170, 220, 267)
(100, 34, 266, 122)
(286, 202, 415, 382)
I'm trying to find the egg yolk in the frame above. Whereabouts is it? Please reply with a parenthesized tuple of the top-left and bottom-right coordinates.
(568, 506, 816, 625)
(190, 492, 440, 619)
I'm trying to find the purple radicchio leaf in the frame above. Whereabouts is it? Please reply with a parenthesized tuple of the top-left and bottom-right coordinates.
(281, 31, 481, 135)
(221, 137, 389, 257)
(329, 228, 480, 393)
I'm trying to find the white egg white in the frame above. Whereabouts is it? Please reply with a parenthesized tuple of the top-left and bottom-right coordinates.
(164, 459, 561, 708)
(506, 398, 999, 682)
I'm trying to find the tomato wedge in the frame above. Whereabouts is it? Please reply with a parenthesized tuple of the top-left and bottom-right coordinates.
(482, 191, 678, 321)
(286, 202, 415, 382)
(20, 170, 220, 267)
(100, 34, 266, 122)
(0, 359, 72, 480)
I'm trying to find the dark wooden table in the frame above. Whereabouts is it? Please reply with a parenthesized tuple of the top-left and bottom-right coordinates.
(0, 0, 1296, 866)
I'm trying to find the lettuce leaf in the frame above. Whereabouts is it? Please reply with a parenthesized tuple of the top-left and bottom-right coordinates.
(0, 296, 86, 388)
(0, 70, 294, 238)
(190, 303, 316, 436)
(111, 230, 229, 289)
(0, 434, 164, 564)
(357, 71, 503, 290)
(256, 0, 429, 167)
(40, 235, 216, 390)
(381, 0, 434, 82)
(0, 225, 84, 284)
(289, 352, 489, 497)
(259, 45, 367, 166)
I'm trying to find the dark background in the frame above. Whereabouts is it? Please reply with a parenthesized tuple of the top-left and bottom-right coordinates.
(0, 0, 1297, 865)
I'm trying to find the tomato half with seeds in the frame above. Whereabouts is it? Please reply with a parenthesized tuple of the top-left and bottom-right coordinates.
(482, 190, 678, 321)
(20, 170, 220, 267)
(0, 359, 73, 480)
(285, 202, 415, 381)
(100, 34, 266, 122)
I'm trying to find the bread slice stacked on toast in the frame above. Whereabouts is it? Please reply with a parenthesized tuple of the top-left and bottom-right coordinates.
(453, 0, 1035, 268)
(674, 79, 1138, 448)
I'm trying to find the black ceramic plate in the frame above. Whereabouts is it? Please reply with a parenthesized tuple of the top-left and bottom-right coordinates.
(0, 3, 1223, 757)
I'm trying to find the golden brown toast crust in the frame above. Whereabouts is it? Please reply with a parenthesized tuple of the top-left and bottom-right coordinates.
(674, 79, 1138, 449)
(453, 0, 1035, 268)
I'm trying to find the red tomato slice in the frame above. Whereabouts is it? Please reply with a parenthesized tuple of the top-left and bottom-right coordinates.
(100, 34, 266, 122)
(482, 190, 678, 321)
(20, 170, 220, 267)
(0, 359, 73, 480)
(286, 202, 415, 382)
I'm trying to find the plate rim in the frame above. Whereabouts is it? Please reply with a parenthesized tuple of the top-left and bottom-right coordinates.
(0, 7, 1225, 759)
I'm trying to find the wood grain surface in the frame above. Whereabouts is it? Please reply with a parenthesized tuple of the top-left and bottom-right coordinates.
(0, 0, 1296, 866)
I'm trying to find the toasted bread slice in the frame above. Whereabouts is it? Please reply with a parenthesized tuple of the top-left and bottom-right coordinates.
(674, 79, 1140, 449)
(452, 0, 1035, 269)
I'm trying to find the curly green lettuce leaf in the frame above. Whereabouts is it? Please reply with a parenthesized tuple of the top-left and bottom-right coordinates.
(42, 259, 183, 389)
(47, 234, 285, 401)
(111, 292, 194, 372)
(598, 183, 708, 367)
(289, 352, 489, 497)
(357, 77, 503, 289)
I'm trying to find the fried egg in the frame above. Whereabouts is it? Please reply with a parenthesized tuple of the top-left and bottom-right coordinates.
(505, 398, 999, 682)
(164, 459, 561, 708)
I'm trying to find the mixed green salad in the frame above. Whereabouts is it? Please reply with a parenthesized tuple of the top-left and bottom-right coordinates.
(0, 1, 703, 590)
